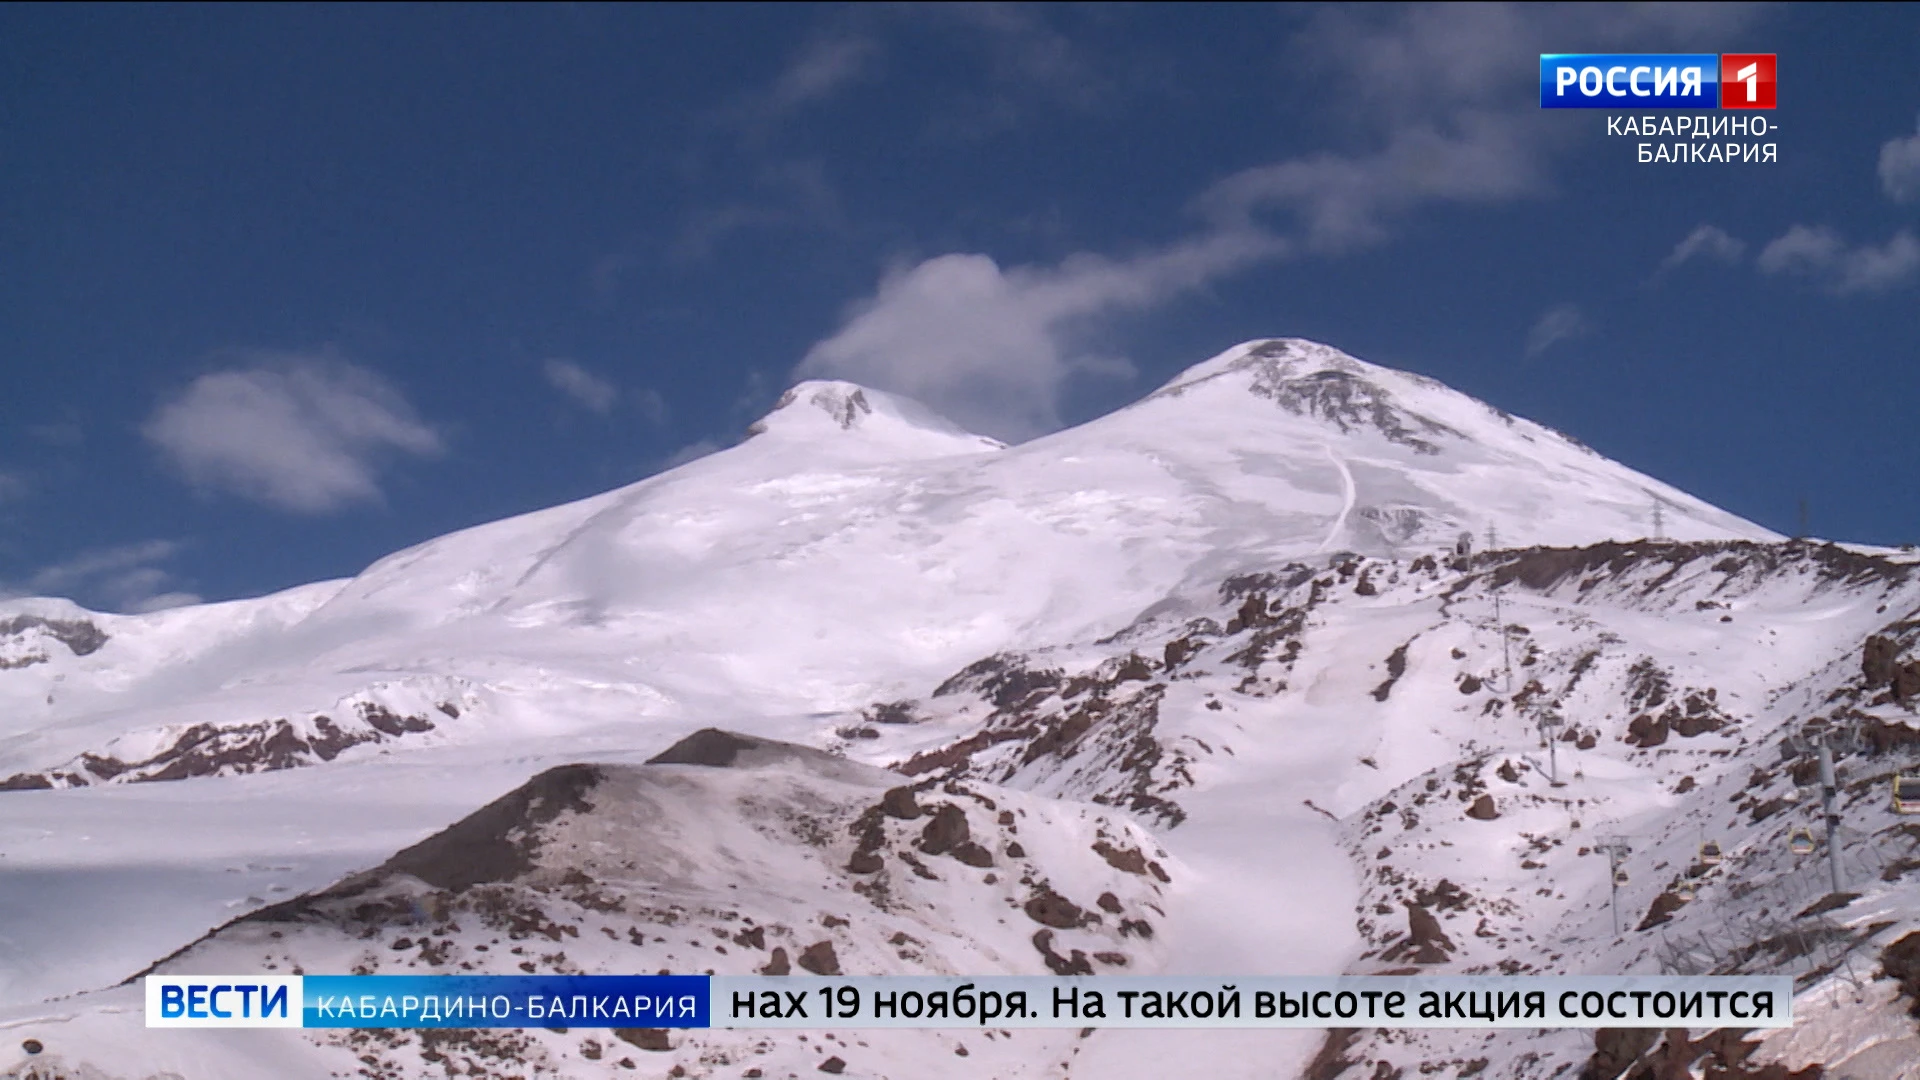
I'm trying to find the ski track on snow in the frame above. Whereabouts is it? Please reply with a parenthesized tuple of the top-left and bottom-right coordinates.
(1317, 442, 1356, 553)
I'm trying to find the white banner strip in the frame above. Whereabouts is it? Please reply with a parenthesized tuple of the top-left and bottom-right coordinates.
(711, 975, 1793, 1029)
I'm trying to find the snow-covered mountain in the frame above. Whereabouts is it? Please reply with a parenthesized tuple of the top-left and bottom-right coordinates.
(4, 339, 1917, 1080)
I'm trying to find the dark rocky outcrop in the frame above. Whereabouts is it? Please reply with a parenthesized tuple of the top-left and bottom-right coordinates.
(797, 941, 840, 976)
(917, 804, 969, 856)
(1023, 889, 1087, 930)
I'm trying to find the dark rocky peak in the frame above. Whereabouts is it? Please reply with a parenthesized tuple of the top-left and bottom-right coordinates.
(1148, 338, 1466, 453)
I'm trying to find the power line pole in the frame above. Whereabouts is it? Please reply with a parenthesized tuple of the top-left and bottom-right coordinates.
(1651, 501, 1665, 541)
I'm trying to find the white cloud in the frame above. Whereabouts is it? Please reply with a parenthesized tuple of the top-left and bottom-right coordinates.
(1200, 113, 1543, 252)
(633, 388, 669, 427)
(1880, 118, 1920, 203)
(768, 33, 880, 114)
(543, 358, 619, 414)
(1659, 225, 1747, 272)
(798, 4, 1769, 437)
(1200, 4, 1766, 251)
(10, 539, 200, 613)
(127, 591, 203, 614)
(1757, 226, 1920, 294)
(143, 354, 443, 514)
(1525, 304, 1590, 358)
(798, 229, 1284, 440)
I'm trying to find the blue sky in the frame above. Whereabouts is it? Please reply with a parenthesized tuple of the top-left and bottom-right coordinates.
(3, 3, 1918, 612)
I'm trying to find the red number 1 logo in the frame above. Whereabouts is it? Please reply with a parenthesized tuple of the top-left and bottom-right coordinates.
(1720, 54, 1776, 109)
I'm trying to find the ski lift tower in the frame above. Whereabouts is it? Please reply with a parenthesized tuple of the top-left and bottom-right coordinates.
(1811, 732, 1845, 895)
(1537, 707, 1566, 786)
(1784, 726, 1852, 895)
(1593, 836, 1633, 935)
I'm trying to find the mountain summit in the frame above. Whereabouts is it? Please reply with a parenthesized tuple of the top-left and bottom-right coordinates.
(743, 379, 1005, 459)
(0, 338, 1775, 770)
(3, 339, 1915, 1080)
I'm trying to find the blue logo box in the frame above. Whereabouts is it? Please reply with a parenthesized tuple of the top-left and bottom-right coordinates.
(1540, 54, 1721, 108)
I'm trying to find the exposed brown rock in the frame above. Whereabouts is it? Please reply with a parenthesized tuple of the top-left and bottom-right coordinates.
(917, 804, 969, 855)
(1032, 929, 1094, 976)
(1581, 1028, 1655, 1080)
(1371, 643, 1411, 702)
(1024, 890, 1086, 929)
(1636, 890, 1688, 931)
(1625, 714, 1669, 748)
(1383, 902, 1455, 965)
(1303, 1029, 1360, 1080)
(950, 842, 994, 868)
(879, 786, 921, 820)
(612, 1028, 672, 1052)
(1163, 636, 1202, 669)
(1466, 794, 1499, 820)
(1879, 930, 1920, 1017)
(1865, 635, 1902, 687)
(797, 941, 840, 976)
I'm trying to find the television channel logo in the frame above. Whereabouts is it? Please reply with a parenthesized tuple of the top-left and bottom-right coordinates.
(1719, 54, 1776, 109)
(1540, 55, 1775, 109)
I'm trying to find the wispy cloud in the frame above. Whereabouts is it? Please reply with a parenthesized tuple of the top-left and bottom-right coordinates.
(767, 32, 881, 115)
(1757, 226, 1920, 294)
(143, 353, 443, 514)
(1880, 117, 1920, 204)
(1659, 225, 1747, 273)
(0, 470, 27, 504)
(1525, 303, 1590, 358)
(660, 439, 724, 471)
(632, 388, 669, 427)
(799, 4, 1768, 437)
(543, 358, 618, 414)
(672, 158, 843, 262)
(1201, 4, 1766, 252)
(3, 538, 200, 612)
(799, 230, 1284, 440)
(1200, 113, 1543, 252)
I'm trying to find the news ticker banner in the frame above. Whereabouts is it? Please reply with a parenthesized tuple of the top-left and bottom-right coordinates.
(148, 974, 1791, 1031)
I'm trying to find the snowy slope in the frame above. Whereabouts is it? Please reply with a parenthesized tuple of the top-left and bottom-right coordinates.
(1, 731, 1171, 1080)
(8, 338, 1918, 1080)
(0, 342, 1774, 788)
